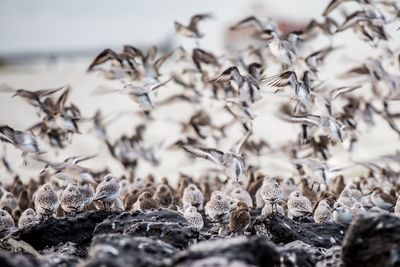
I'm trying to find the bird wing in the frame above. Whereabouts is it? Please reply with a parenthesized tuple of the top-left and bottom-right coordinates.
(232, 130, 252, 155)
(208, 66, 241, 85)
(230, 16, 265, 31)
(261, 71, 298, 89)
(149, 78, 173, 92)
(88, 48, 120, 71)
(182, 145, 225, 165)
(188, 13, 212, 30)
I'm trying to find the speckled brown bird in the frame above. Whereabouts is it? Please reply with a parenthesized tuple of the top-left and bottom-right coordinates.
(133, 191, 159, 211)
(228, 201, 251, 234)
(154, 184, 174, 208)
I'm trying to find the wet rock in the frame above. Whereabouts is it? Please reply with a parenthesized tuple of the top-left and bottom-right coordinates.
(250, 214, 347, 248)
(169, 236, 314, 267)
(17, 210, 117, 251)
(0, 250, 39, 267)
(94, 209, 198, 249)
(281, 240, 343, 267)
(83, 234, 177, 267)
(342, 213, 400, 267)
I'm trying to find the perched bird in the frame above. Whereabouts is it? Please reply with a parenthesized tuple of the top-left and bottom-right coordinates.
(175, 13, 212, 38)
(183, 206, 204, 231)
(94, 174, 121, 209)
(228, 201, 251, 234)
(313, 199, 332, 223)
(332, 202, 353, 224)
(0, 192, 19, 211)
(230, 187, 253, 208)
(0, 210, 15, 231)
(370, 187, 396, 211)
(60, 184, 85, 214)
(260, 177, 282, 212)
(261, 201, 285, 216)
(205, 191, 230, 221)
(154, 184, 174, 208)
(287, 191, 313, 219)
(18, 208, 37, 229)
(133, 191, 159, 211)
(34, 183, 59, 218)
(182, 183, 204, 210)
(351, 202, 365, 217)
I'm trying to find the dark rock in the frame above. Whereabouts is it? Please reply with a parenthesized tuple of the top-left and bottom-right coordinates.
(170, 236, 314, 267)
(83, 234, 177, 267)
(0, 250, 39, 267)
(17, 210, 117, 251)
(342, 213, 400, 267)
(93, 209, 198, 249)
(250, 214, 347, 248)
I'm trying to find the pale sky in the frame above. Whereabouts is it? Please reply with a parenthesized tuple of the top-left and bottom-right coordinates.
(0, 0, 327, 55)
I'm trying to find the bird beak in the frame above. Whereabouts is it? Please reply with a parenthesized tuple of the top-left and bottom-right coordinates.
(366, 191, 373, 196)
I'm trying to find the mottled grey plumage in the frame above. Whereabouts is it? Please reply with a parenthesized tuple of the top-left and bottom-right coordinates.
(94, 174, 121, 203)
(205, 191, 230, 221)
(0, 209, 15, 231)
(287, 191, 312, 218)
(61, 184, 85, 214)
(184, 206, 204, 231)
(182, 184, 204, 210)
(18, 208, 37, 229)
(34, 183, 59, 218)
(313, 199, 332, 223)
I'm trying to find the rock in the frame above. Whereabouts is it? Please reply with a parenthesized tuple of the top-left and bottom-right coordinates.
(94, 209, 198, 249)
(281, 240, 343, 267)
(17, 210, 117, 251)
(169, 236, 314, 267)
(250, 214, 347, 248)
(83, 234, 177, 267)
(342, 213, 400, 267)
(0, 250, 39, 267)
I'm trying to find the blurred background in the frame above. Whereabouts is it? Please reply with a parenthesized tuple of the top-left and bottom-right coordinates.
(0, 0, 399, 183)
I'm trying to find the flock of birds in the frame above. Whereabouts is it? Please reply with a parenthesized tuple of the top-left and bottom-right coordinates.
(1, 0, 400, 236)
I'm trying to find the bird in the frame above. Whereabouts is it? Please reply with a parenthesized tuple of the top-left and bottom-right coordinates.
(34, 183, 59, 218)
(0, 210, 15, 232)
(205, 191, 230, 222)
(369, 187, 396, 211)
(182, 130, 252, 183)
(261, 201, 285, 216)
(60, 184, 85, 214)
(0, 192, 19, 211)
(133, 191, 159, 211)
(208, 66, 263, 103)
(350, 202, 365, 218)
(175, 13, 212, 38)
(313, 199, 333, 223)
(93, 174, 121, 209)
(183, 206, 204, 231)
(332, 202, 353, 224)
(262, 71, 311, 109)
(95, 78, 172, 112)
(260, 177, 282, 212)
(0, 125, 43, 164)
(228, 201, 251, 234)
(154, 184, 174, 208)
(229, 187, 253, 208)
(287, 191, 313, 219)
(181, 183, 204, 210)
(18, 208, 37, 229)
